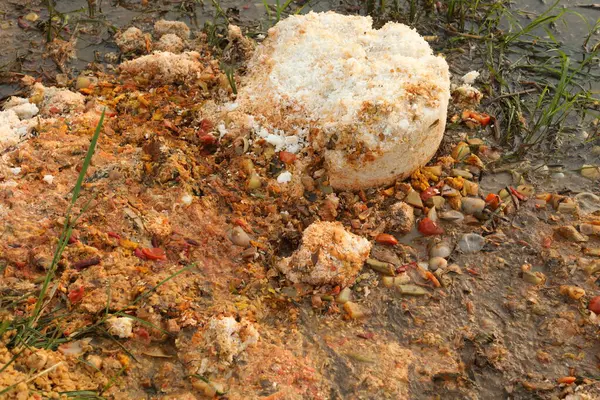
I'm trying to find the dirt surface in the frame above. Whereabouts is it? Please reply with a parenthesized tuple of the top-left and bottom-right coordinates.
(1, 1, 600, 400)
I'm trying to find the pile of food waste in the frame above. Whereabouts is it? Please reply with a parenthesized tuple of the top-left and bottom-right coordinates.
(1, 10, 600, 400)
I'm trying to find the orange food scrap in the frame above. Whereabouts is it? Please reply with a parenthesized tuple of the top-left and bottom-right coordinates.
(557, 376, 576, 385)
(375, 233, 398, 246)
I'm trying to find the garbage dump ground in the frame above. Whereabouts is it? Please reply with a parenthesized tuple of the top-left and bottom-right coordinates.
(1, 1, 600, 399)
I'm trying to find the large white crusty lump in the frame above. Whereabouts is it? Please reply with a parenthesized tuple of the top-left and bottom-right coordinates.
(278, 221, 372, 287)
(238, 12, 450, 189)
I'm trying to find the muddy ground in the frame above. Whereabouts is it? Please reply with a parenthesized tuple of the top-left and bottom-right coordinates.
(1, 1, 600, 400)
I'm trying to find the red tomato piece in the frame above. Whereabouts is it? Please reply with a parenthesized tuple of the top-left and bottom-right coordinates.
(199, 134, 217, 145)
(509, 186, 527, 201)
(541, 236, 552, 248)
(279, 151, 297, 164)
(107, 231, 121, 239)
(141, 247, 167, 261)
(475, 113, 491, 126)
(420, 187, 439, 202)
(135, 327, 151, 343)
(418, 218, 444, 236)
(485, 193, 500, 210)
(134, 248, 146, 260)
(199, 118, 213, 134)
(588, 296, 600, 314)
(68, 286, 85, 303)
(462, 110, 492, 127)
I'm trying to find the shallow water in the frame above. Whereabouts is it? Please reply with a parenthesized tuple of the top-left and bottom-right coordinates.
(1, 0, 597, 87)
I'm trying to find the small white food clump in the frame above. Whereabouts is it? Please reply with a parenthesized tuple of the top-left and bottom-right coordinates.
(205, 316, 259, 364)
(0, 96, 40, 151)
(42, 174, 54, 185)
(115, 27, 148, 54)
(154, 33, 185, 53)
(462, 70, 480, 84)
(237, 12, 450, 189)
(278, 221, 372, 287)
(3, 96, 39, 120)
(276, 171, 292, 183)
(154, 20, 191, 40)
(106, 316, 134, 338)
(30, 82, 85, 115)
(119, 51, 208, 85)
(181, 193, 193, 205)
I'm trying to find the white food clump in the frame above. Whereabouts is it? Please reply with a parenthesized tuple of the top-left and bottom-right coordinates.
(0, 110, 23, 150)
(154, 33, 185, 53)
(237, 12, 450, 189)
(154, 20, 191, 40)
(277, 171, 292, 183)
(452, 84, 483, 107)
(31, 83, 85, 115)
(3, 96, 39, 119)
(119, 51, 206, 85)
(205, 316, 259, 363)
(42, 174, 54, 184)
(0, 97, 40, 151)
(278, 221, 372, 287)
(106, 316, 134, 338)
(181, 193, 193, 205)
(249, 115, 307, 154)
(462, 70, 480, 84)
(115, 27, 148, 53)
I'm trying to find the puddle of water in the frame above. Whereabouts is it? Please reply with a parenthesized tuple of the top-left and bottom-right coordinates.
(1, 0, 597, 83)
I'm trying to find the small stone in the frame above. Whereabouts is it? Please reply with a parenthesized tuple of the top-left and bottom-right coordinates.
(405, 190, 423, 208)
(458, 233, 485, 253)
(575, 192, 600, 215)
(581, 165, 600, 180)
(388, 201, 415, 233)
(429, 241, 452, 258)
(441, 185, 460, 197)
(452, 168, 473, 179)
(461, 197, 485, 215)
(439, 210, 464, 222)
(24, 13, 39, 22)
(230, 226, 251, 247)
(428, 257, 447, 271)
(429, 195, 445, 208)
